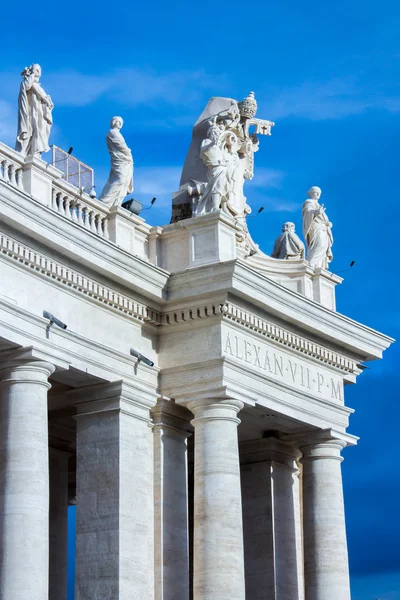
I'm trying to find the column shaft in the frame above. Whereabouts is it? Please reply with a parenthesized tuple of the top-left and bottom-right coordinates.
(241, 439, 304, 600)
(189, 399, 245, 600)
(49, 449, 70, 600)
(0, 359, 54, 600)
(152, 399, 192, 600)
(75, 396, 154, 600)
(301, 440, 350, 600)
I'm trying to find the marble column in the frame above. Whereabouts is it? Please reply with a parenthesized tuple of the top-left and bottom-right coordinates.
(74, 386, 155, 600)
(188, 399, 245, 600)
(300, 438, 350, 600)
(152, 398, 192, 600)
(240, 438, 304, 600)
(49, 448, 70, 600)
(0, 356, 55, 600)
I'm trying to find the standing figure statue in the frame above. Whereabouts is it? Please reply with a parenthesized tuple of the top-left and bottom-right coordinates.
(99, 117, 134, 208)
(195, 119, 231, 215)
(271, 222, 305, 260)
(15, 64, 54, 158)
(302, 186, 333, 269)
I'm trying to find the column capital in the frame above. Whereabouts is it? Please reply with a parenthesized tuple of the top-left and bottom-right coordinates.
(0, 348, 55, 387)
(300, 439, 347, 463)
(70, 380, 156, 424)
(151, 397, 193, 436)
(187, 398, 244, 425)
(240, 437, 301, 468)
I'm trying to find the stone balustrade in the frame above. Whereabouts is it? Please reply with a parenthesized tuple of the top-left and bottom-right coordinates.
(51, 179, 110, 240)
(0, 142, 25, 190)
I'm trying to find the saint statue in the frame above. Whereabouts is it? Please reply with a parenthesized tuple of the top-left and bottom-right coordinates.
(271, 222, 305, 260)
(302, 186, 333, 269)
(195, 120, 231, 215)
(99, 117, 134, 208)
(15, 64, 54, 158)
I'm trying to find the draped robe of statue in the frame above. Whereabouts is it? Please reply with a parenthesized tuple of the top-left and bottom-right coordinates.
(196, 137, 230, 215)
(302, 199, 333, 269)
(271, 229, 305, 260)
(100, 128, 134, 207)
(15, 73, 53, 157)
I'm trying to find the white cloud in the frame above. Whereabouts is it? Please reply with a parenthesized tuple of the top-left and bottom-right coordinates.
(259, 78, 400, 121)
(135, 166, 181, 204)
(247, 168, 286, 190)
(43, 68, 230, 109)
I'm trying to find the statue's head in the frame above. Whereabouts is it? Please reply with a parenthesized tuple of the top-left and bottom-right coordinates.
(207, 120, 222, 145)
(110, 116, 123, 130)
(283, 221, 295, 233)
(307, 186, 322, 200)
(31, 64, 42, 79)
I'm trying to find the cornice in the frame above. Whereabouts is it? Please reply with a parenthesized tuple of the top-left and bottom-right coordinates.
(0, 230, 162, 326)
(0, 229, 392, 375)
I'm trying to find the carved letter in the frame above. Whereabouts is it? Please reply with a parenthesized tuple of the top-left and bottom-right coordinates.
(235, 336, 244, 360)
(317, 373, 324, 393)
(331, 378, 342, 401)
(274, 355, 284, 377)
(288, 360, 298, 383)
(253, 345, 262, 368)
(244, 340, 252, 363)
(224, 334, 233, 356)
(264, 351, 273, 373)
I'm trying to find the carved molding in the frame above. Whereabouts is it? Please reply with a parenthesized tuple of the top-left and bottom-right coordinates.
(0, 231, 161, 326)
(0, 230, 358, 373)
(163, 302, 358, 374)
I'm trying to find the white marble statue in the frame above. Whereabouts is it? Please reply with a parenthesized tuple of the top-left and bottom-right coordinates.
(271, 222, 305, 260)
(15, 64, 54, 158)
(174, 92, 274, 224)
(99, 117, 134, 208)
(302, 186, 333, 269)
(195, 120, 230, 215)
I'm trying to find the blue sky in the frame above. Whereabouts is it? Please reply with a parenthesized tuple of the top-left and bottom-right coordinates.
(2, 0, 399, 598)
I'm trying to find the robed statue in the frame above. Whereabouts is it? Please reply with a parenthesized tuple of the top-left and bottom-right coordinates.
(99, 117, 134, 208)
(302, 186, 333, 269)
(15, 64, 54, 157)
(271, 222, 305, 260)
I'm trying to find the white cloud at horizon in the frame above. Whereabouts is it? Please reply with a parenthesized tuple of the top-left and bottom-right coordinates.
(259, 77, 400, 121)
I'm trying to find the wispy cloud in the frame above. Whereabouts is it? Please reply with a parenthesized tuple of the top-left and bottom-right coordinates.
(135, 166, 181, 206)
(259, 78, 400, 121)
(42, 68, 230, 109)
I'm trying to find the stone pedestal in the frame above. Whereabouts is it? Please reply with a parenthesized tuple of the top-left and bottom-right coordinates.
(300, 438, 350, 600)
(74, 387, 155, 600)
(22, 155, 62, 207)
(0, 356, 55, 600)
(159, 211, 241, 272)
(240, 438, 304, 600)
(49, 448, 70, 600)
(107, 205, 149, 258)
(188, 399, 245, 600)
(152, 398, 192, 600)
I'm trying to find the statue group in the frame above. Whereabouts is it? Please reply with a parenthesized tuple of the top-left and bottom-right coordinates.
(12, 65, 334, 270)
(270, 188, 333, 269)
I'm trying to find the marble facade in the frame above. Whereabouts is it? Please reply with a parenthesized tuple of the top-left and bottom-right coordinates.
(0, 123, 394, 600)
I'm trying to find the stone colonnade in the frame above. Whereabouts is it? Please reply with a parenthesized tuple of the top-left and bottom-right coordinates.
(0, 354, 351, 600)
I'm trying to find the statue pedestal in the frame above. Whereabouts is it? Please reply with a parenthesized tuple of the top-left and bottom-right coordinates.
(108, 206, 150, 259)
(312, 269, 342, 311)
(22, 155, 62, 207)
(158, 211, 241, 273)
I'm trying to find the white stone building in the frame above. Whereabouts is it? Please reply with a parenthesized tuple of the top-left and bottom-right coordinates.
(0, 133, 393, 600)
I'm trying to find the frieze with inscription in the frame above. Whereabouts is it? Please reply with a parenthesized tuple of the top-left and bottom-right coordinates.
(223, 330, 343, 403)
